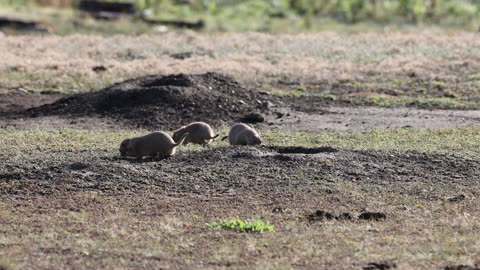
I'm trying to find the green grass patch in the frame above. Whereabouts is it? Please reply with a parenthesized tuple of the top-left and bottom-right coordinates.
(344, 94, 479, 109)
(1, 127, 480, 159)
(0, 69, 117, 94)
(270, 87, 335, 100)
(269, 87, 308, 97)
(206, 219, 274, 233)
(3, 0, 480, 33)
(263, 127, 480, 157)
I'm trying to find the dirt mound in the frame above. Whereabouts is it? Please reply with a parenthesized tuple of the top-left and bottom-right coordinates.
(27, 72, 272, 129)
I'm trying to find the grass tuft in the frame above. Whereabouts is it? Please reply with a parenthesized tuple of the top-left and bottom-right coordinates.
(206, 219, 274, 233)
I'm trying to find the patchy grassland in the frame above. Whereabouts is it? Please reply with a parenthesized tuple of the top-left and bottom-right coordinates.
(2, 32, 480, 109)
(1, 128, 479, 269)
(1, 190, 479, 269)
(2, 127, 480, 156)
(1, 26, 480, 269)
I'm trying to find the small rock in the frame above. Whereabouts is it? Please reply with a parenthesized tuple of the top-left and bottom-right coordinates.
(152, 25, 169, 33)
(241, 113, 264, 123)
(358, 212, 386, 221)
(92, 65, 108, 73)
(272, 207, 285, 213)
(17, 87, 29, 93)
(263, 101, 275, 108)
(258, 90, 270, 95)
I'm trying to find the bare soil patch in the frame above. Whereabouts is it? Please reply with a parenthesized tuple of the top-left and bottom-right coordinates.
(270, 105, 480, 132)
(1, 145, 478, 198)
(0, 90, 62, 114)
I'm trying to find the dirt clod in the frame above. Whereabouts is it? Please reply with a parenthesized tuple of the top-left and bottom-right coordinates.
(336, 212, 353, 220)
(358, 212, 387, 221)
(363, 262, 397, 270)
(447, 194, 466, 202)
(170, 52, 193, 60)
(445, 265, 480, 270)
(307, 210, 336, 222)
(69, 162, 90, 170)
(92, 65, 107, 73)
(241, 112, 265, 123)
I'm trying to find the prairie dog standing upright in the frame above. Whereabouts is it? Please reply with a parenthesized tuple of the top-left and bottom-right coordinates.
(120, 131, 188, 158)
(172, 122, 219, 145)
(223, 123, 262, 145)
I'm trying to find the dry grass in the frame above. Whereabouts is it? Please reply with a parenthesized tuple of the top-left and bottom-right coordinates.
(0, 31, 479, 88)
(1, 190, 479, 269)
(2, 32, 480, 107)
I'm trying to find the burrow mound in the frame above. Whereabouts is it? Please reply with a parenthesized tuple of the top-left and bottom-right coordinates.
(27, 72, 273, 129)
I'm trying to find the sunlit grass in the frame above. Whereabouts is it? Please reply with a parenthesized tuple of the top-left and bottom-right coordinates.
(206, 219, 274, 233)
(1, 127, 479, 158)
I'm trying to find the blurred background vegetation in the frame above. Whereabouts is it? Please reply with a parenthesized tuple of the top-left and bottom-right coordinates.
(1, 0, 480, 33)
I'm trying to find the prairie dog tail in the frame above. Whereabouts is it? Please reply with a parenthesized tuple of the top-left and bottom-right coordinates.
(221, 136, 228, 141)
(174, 133, 189, 147)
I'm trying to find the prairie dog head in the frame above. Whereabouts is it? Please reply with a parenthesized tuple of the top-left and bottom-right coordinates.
(119, 138, 131, 156)
(172, 126, 187, 143)
(246, 130, 262, 145)
(228, 123, 262, 145)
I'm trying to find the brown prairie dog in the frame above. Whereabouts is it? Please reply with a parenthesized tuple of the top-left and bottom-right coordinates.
(120, 131, 188, 158)
(223, 123, 262, 145)
(172, 122, 219, 145)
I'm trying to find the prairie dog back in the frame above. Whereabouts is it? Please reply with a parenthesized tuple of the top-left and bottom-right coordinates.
(120, 131, 188, 158)
(227, 123, 262, 145)
(173, 122, 218, 145)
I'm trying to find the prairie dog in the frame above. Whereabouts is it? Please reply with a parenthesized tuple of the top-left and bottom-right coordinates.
(222, 123, 262, 145)
(120, 132, 188, 158)
(172, 122, 219, 145)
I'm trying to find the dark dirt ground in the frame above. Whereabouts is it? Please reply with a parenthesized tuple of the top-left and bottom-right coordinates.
(1, 143, 479, 269)
(1, 145, 478, 199)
